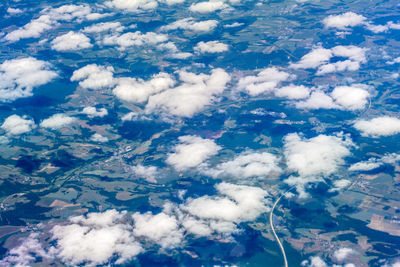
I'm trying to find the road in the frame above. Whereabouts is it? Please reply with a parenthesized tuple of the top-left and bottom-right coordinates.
(270, 193, 288, 267)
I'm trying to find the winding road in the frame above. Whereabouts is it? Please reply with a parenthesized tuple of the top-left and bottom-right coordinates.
(269, 193, 288, 267)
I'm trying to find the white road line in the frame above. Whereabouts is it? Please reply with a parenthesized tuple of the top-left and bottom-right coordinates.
(270, 193, 288, 267)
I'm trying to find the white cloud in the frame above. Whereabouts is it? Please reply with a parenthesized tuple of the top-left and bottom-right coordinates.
(132, 211, 183, 249)
(181, 183, 270, 229)
(71, 64, 115, 90)
(90, 133, 108, 142)
(1, 115, 35, 136)
(295, 91, 339, 110)
(160, 0, 185, 4)
(105, 0, 184, 10)
(51, 210, 143, 266)
(275, 84, 310, 99)
(114, 72, 175, 103)
(301, 256, 327, 267)
(334, 247, 355, 261)
(83, 22, 125, 33)
(1, 182, 272, 265)
(51, 31, 92, 51)
(0, 57, 57, 102)
(157, 42, 193, 59)
(224, 22, 244, 28)
(317, 46, 366, 75)
(354, 116, 400, 137)
(238, 67, 291, 96)
(290, 45, 366, 74)
(103, 31, 168, 50)
(365, 23, 389, 33)
(296, 84, 370, 111)
(330, 179, 351, 192)
(203, 151, 281, 179)
(161, 18, 219, 33)
(105, 0, 159, 11)
(349, 159, 381, 171)
(4, 15, 53, 42)
(4, 4, 99, 42)
(0, 233, 50, 267)
(189, 0, 228, 13)
(7, 7, 23, 15)
(330, 85, 370, 110)
(145, 68, 230, 117)
(166, 135, 221, 171)
(40, 114, 76, 130)
(284, 133, 353, 177)
(290, 47, 332, 69)
(349, 153, 400, 171)
(323, 12, 400, 34)
(131, 165, 158, 182)
(81, 106, 108, 118)
(323, 12, 366, 30)
(194, 41, 228, 53)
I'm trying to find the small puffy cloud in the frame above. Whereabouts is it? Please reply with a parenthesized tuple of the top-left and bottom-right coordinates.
(114, 72, 175, 103)
(51, 210, 143, 266)
(131, 165, 158, 182)
(194, 41, 228, 53)
(354, 116, 400, 137)
(103, 31, 168, 50)
(90, 133, 108, 142)
(160, 0, 185, 4)
(1, 115, 35, 135)
(105, 0, 184, 10)
(238, 67, 291, 96)
(46, 4, 96, 22)
(181, 182, 270, 226)
(290, 47, 332, 69)
(81, 106, 108, 118)
(71, 64, 115, 90)
(323, 12, 366, 30)
(105, 0, 159, 11)
(0, 233, 50, 267)
(83, 22, 125, 33)
(189, 0, 228, 13)
(301, 256, 327, 267)
(330, 179, 351, 192)
(224, 22, 244, 28)
(4, 15, 53, 42)
(145, 68, 230, 117)
(295, 91, 338, 110)
(40, 114, 76, 130)
(167, 135, 221, 171)
(349, 159, 381, 171)
(51, 31, 92, 51)
(0, 57, 57, 102)
(132, 211, 183, 249)
(161, 18, 219, 33)
(275, 84, 310, 99)
(349, 153, 400, 171)
(330, 85, 370, 110)
(290, 45, 366, 74)
(203, 151, 281, 179)
(7, 7, 23, 15)
(334, 247, 355, 261)
(316, 46, 366, 75)
(296, 84, 370, 111)
(4, 5, 98, 42)
(157, 42, 193, 59)
(361, 21, 400, 33)
(365, 23, 389, 33)
(330, 45, 367, 63)
(284, 133, 353, 177)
